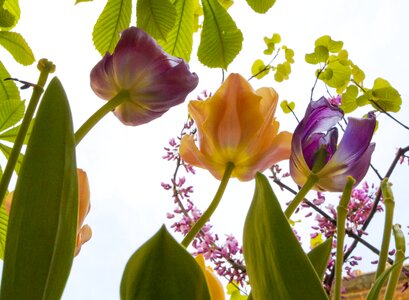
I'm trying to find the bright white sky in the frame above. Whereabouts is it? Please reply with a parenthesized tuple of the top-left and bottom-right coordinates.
(1, 0, 409, 299)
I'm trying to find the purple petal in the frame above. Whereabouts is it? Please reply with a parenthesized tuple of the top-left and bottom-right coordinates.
(327, 116, 376, 166)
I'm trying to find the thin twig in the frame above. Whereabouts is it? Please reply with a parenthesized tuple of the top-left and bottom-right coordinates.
(248, 48, 281, 81)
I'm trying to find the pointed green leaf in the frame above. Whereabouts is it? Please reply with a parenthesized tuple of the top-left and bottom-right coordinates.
(0, 119, 33, 144)
(0, 31, 34, 66)
(157, 0, 194, 61)
(121, 225, 210, 300)
(0, 143, 24, 174)
(0, 99, 24, 132)
(136, 0, 176, 41)
(307, 237, 333, 280)
(0, 0, 20, 30)
(75, 0, 93, 3)
(370, 78, 402, 112)
(92, 0, 132, 55)
(0, 77, 78, 300)
(198, 0, 243, 69)
(243, 173, 329, 300)
(245, 0, 275, 13)
(0, 60, 20, 101)
(366, 257, 409, 300)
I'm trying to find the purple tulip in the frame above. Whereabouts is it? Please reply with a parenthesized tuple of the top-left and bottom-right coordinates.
(90, 27, 199, 126)
(290, 97, 376, 192)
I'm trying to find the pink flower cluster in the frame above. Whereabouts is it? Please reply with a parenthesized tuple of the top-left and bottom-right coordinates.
(161, 114, 247, 286)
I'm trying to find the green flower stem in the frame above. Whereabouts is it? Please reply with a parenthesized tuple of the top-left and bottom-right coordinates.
(181, 162, 234, 248)
(375, 178, 395, 279)
(0, 59, 55, 208)
(384, 224, 406, 300)
(75, 91, 129, 145)
(334, 176, 355, 300)
(284, 174, 318, 219)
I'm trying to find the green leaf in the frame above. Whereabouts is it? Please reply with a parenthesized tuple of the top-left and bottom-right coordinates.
(251, 59, 269, 79)
(351, 63, 365, 84)
(120, 225, 210, 300)
(0, 143, 24, 174)
(0, 0, 20, 30)
(75, 0, 93, 3)
(315, 35, 343, 53)
(284, 47, 294, 63)
(274, 61, 291, 82)
(136, 0, 176, 41)
(0, 194, 8, 260)
(340, 85, 358, 113)
(198, 0, 243, 69)
(0, 31, 35, 66)
(0, 60, 20, 101)
(321, 61, 351, 92)
(245, 0, 275, 13)
(307, 237, 333, 280)
(0, 77, 78, 300)
(280, 100, 295, 114)
(370, 78, 402, 112)
(366, 257, 409, 300)
(218, 0, 233, 10)
(0, 99, 24, 132)
(243, 173, 329, 300)
(263, 33, 280, 55)
(92, 0, 132, 55)
(305, 46, 328, 65)
(158, 0, 194, 61)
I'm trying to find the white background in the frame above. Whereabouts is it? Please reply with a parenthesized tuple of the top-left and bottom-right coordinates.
(1, 0, 409, 299)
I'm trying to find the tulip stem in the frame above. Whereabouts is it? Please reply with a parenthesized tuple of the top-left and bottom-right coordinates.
(181, 162, 234, 248)
(75, 91, 129, 145)
(375, 178, 395, 279)
(334, 176, 355, 300)
(284, 174, 318, 219)
(0, 59, 54, 208)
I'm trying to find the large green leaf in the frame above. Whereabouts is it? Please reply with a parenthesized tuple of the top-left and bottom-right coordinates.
(136, 0, 176, 41)
(0, 31, 34, 65)
(245, 0, 275, 13)
(0, 60, 20, 101)
(121, 225, 211, 300)
(307, 237, 333, 280)
(198, 0, 243, 69)
(243, 173, 329, 300)
(0, 0, 20, 30)
(0, 77, 78, 300)
(158, 0, 194, 61)
(0, 99, 24, 132)
(92, 0, 132, 55)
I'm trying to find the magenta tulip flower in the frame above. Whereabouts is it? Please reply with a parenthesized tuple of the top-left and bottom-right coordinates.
(290, 97, 376, 192)
(90, 27, 199, 126)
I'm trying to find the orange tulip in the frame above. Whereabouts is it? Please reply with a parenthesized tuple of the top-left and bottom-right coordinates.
(4, 168, 92, 256)
(180, 73, 292, 181)
(195, 254, 225, 300)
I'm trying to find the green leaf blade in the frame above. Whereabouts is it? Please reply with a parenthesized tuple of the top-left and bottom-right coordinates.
(0, 77, 78, 300)
(0, 32, 35, 66)
(0, 99, 24, 132)
(0, 0, 20, 30)
(0, 60, 20, 101)
(92, 0, 132, 55)
(243, 173, 329, 300)
(158, 0, 194, 61)
(198, 0, 243, 69)
(121, 225, 211, 300)
(307, 237, 333, 280)
(137, 0, 176, 41)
